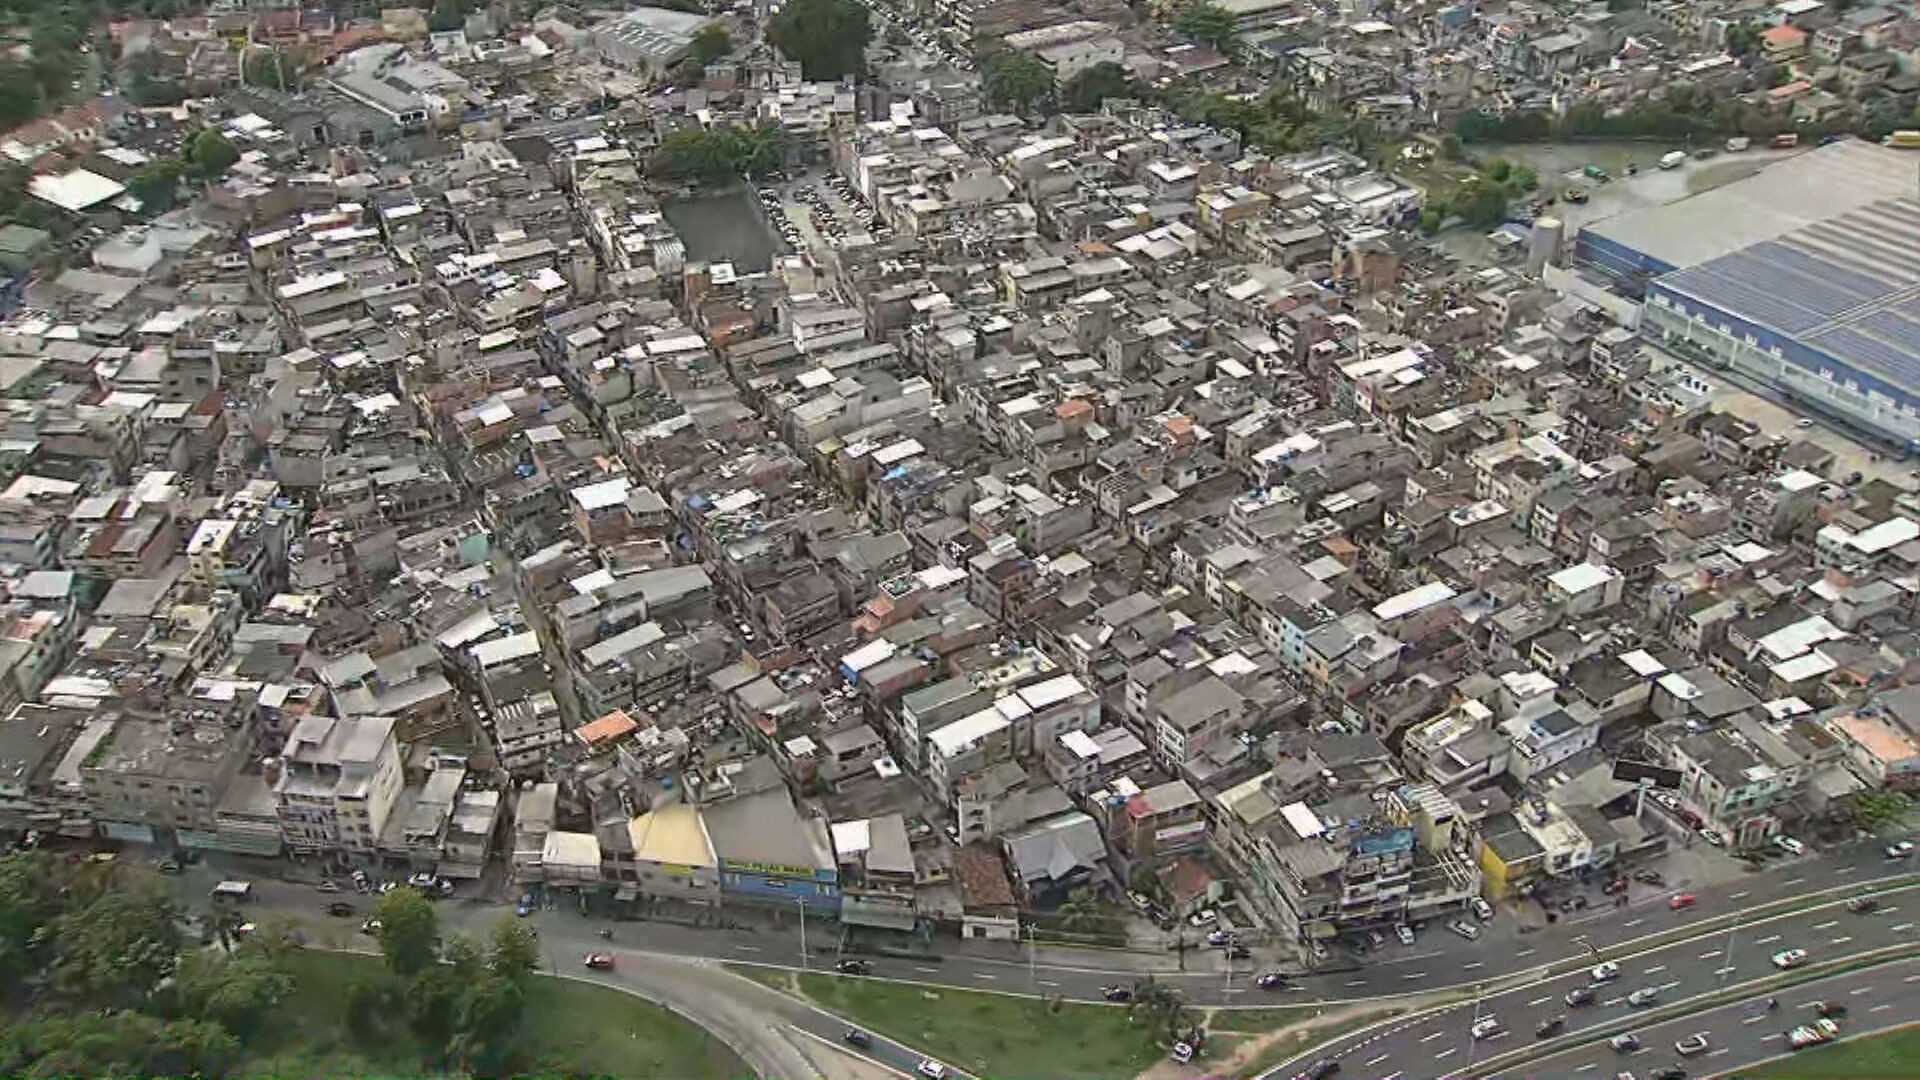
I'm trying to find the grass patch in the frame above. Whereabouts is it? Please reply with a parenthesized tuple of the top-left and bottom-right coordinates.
(1235, 1008, 1411, 1078)
(790, 972, 1166, 1080)
(1746, 1023, 1920, 1078)
(258, 950, 750, 1079)
(1208, 1006, 1315, 1033)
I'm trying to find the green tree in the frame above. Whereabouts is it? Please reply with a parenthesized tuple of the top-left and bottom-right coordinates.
(343, 973, 403, 1044)
(429, 0, 472, 32)
(1061, 60, 1140, 113)
(0, 62, 47, 128)
(374, 886, 440, 977)
(0, 852, 72, 987)
(1173, 1, 1238, 51)
(185, 128, 239, 181)
(0, 1011, 238, 1080)
(170, 950, 292, 1042)
(128, 158, 183, 212)
(767, 0, 871, 81)
(405, 964, 463, 1051)
(451, 974, 526, 1073)
(691, 24, 733, 65)
(983, 50, 1056, 114)
(1127, 978, 1191, 1044)
(488, 916, 540, 985)
(48, 885, 181, 1011)
(1854, 789, 1911, 832)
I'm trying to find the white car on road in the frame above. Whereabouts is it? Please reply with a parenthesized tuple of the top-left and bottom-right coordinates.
(1591, 961, 1621, 983)
(1471, 1017, 1502, 1039)
(1772, 948, 1810, 969)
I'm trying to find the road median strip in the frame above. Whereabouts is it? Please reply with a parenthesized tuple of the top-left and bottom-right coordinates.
(1458, 943, 1920, 1078)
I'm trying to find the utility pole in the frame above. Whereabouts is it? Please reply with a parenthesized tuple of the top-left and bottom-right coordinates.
(799, 897, 809, 968)
(1465, 983, 1485, 1070)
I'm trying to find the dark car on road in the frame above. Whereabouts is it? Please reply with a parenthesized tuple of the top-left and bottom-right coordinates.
(1101, 985, 1132, 1002)
(1296, 1060, 1339, 1080)
(1536, 1016, 1565, 1038)
(835, 959, 871, 975)
(325, 901, 355, 917)
(843, 1029, 871, 1049)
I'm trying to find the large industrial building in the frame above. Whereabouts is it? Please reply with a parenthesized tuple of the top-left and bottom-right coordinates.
(1573, 141, 1920, 445)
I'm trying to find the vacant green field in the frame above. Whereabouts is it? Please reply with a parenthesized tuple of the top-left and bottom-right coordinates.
(253, 950, 750, 1079)
(1747, 1023, 1920, 1078)
(781, 970, 1231, 1080)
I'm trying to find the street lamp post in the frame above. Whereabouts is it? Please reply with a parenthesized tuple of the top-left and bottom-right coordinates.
(1719, 908, 1742, 986)
(798, 896, 809, 969)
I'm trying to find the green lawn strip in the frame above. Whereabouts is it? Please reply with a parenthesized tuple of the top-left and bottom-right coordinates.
(788, 971, 1166, 1080)
(1744, 1022, 1920, 1079)
(1231, 1005, 1417, 1078)
(265, 950, 751, 1079)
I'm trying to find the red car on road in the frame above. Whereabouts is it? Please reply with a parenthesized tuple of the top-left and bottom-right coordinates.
(1669, 893, 1697, 911)
(584, 953, 615, 970)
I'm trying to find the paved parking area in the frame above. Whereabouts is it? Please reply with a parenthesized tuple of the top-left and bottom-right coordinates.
(1650, 347, 1919, 490)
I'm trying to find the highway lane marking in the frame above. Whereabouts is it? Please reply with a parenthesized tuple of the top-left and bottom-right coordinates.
(915, 966, 943, 974)
(1743, 1014, 1765, 1024)
(1515, 949, 1536, 958)
(1462, 962, 1483, 970)
(1852, 985, 1875, 995)
(1347, 980, 1369, 987)
(1699, 950, 1721, 959)
(1815, 920, 1840, 930)
(1623, 918, 1644, 928)
(1730, 891, 1750, 900)
(1365, 1054, 1390, 1067)
(974, 973, 997, 980)
(1785, 877, 1807, 886)
(1038, 980, 1060, 987)
(1885, 907, 1901, 914)
(1716, 966, 1738, 976)
(1895, 923, 1916, 932)
(1574, 1065, 1595, 1074)
(1433, 1047, 1456, 1060)
(1757, 934, 1783, 944)
(1762, 1033, 1784, 1041)
(1838, 866, 1858, 875)
(1603, 997, 1624, 1007)
(1657, 980, 1682, 992)
(1832, 936, 1856, 945)
(1527, 996, 1552, 1006)
(1403, 972, 1427, 979)
(1421, 1032, 1446, 1043)
(1905, 974, 1920, 983)
(1872, 1003, 1895, 1012)
(1708, 1048, 1729, 1057)
(733, 945, 762, 952)
(1644, 965, 1666, 975)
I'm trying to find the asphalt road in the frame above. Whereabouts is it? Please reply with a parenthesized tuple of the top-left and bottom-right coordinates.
(1262, 881, 1920, 1080)
(1487, 955, 1920, 1080)
(297, 895, 971, 1080)
(172, 840, 1920, 1011)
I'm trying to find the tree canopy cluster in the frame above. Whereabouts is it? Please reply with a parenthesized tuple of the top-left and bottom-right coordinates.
(654, 123, 787, 181)
(0, 852, 557, 1079)
(1172, 1, 1238, 52)
(767, 0, 872, 81)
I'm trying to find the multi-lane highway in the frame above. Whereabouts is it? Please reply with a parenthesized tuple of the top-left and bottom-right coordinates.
(1488, 955, 1920, 1080)
(1264, 883, 1920, 1080)
(180, 842, 1920, 1011)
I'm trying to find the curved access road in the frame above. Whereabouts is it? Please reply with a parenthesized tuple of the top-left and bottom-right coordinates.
(1485, 954, 1920, 1080)
(1261, 882, 1920, 1080)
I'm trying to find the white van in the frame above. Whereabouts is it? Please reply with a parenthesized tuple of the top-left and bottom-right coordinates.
(211, 880, 253, 901)
(1660, 151, 1687, 170)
